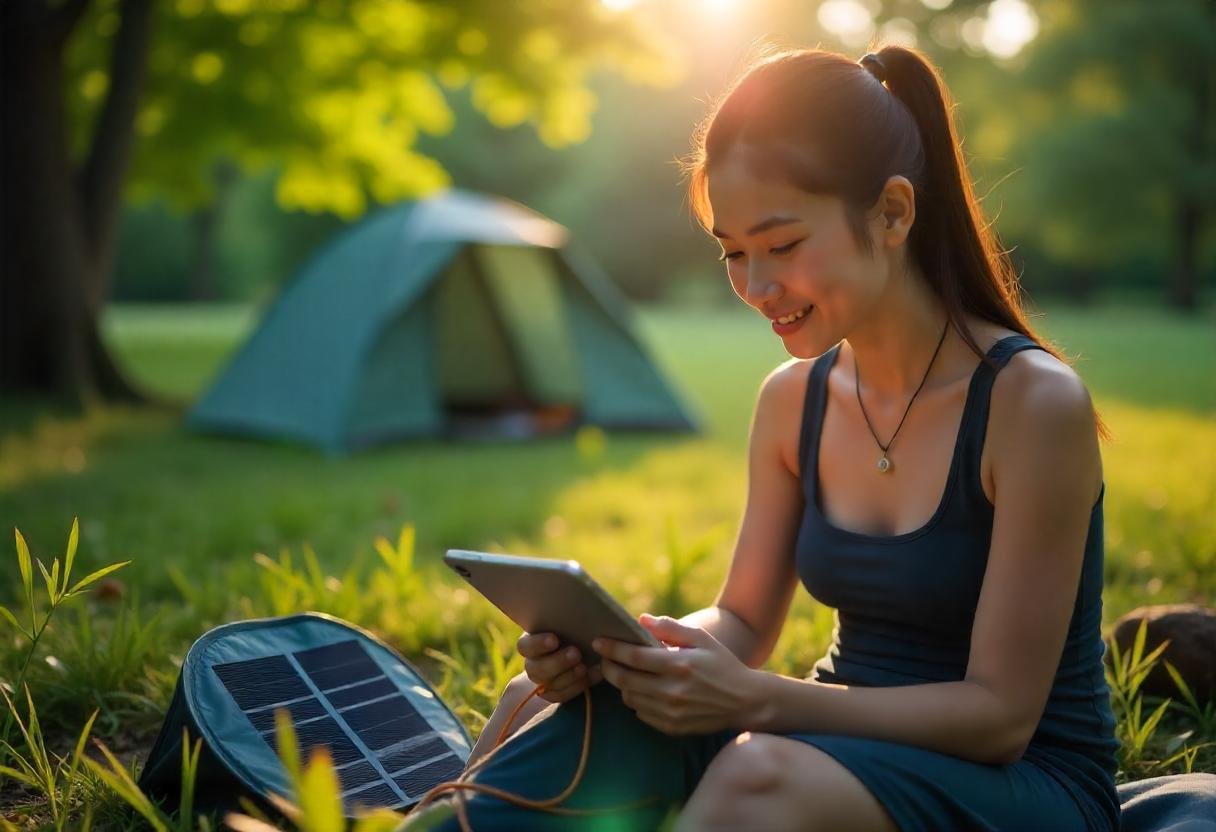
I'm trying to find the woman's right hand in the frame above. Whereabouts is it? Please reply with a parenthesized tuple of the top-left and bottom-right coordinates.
(516, 632, 603, 704)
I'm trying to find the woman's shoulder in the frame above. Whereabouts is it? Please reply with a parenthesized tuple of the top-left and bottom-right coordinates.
(752, 357, 819, 476)
(983, 328, 1102, 498)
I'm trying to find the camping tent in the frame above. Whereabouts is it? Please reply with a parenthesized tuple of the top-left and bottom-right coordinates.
(187, 189, 697, 452)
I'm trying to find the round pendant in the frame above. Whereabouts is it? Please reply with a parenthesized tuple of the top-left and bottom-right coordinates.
(877, 456, 891, 473)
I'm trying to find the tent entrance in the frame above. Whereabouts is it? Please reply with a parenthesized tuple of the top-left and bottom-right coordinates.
(433, 244, 583, 439)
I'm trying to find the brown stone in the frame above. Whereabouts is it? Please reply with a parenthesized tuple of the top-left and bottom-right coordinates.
(1107, 604, 1216, 706)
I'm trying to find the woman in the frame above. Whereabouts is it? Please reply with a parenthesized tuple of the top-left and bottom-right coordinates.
(422, 44, 1121, 832)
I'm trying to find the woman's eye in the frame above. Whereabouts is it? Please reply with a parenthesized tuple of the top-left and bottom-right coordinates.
(717, 239, 802, 263)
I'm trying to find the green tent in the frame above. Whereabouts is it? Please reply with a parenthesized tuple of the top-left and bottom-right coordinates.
(188, 189, 696, 452)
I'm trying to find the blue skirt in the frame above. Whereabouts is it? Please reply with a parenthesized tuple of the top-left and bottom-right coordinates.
(427, 682, 1116, 831)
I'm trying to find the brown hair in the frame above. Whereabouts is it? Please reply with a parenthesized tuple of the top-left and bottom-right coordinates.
(680, 43, 1111, 441)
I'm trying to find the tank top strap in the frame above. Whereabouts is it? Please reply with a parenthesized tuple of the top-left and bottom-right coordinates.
(798, 342, 841, 487)
(956, 333, 1049, 500)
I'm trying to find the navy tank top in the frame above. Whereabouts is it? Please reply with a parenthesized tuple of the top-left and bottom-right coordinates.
(794, 335, 1120, 774)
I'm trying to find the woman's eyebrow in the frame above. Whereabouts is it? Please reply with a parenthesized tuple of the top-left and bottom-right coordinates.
(711, 215, 800, 239)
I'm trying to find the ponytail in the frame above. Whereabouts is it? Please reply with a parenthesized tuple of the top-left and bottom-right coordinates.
(683, 43, 1111, 442)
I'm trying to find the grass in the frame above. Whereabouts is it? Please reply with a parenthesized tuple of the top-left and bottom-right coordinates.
(1, 297, 1213, 827)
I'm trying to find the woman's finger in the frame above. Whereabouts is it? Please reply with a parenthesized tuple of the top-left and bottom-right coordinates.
(517, 632, 559, 659)
(540, 671, 592, 703)
(600, 658, 667, 697)
(536, 645, 581, 681)
(594, 638, 687, 675)
(544, 663, 586, 694)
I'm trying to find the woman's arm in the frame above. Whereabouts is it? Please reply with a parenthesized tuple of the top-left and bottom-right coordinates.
(682, 359, 810, 668)
(600, 352, 1103, 768)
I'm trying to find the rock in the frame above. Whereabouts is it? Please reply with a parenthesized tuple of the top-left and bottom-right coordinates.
(1107, 604, 1216, 706)
(92, 577, 126, 601)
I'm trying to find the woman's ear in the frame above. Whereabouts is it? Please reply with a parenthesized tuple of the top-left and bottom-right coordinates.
(873, 175, 916, 248)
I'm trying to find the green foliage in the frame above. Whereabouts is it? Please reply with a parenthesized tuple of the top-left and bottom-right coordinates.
(35, 600, 170, 737)
(64, 0, 680, 217)
(1, 518, 131, 758)
(1105, 618, 1216, 778)
(992, 0, 1216, 269)
(0, 686, 100, 831)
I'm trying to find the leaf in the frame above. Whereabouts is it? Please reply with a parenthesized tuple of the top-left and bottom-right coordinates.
(298, 747, 344, 832)
(395, 800, 457, 831)
(37, 559, 58, 606)
(273, 709, 302, 784)
(66, 561, 131, 596)
(84, 738, 170, 832)
(1135, 698, 1172, 748)
(1164, 729, 1195, 755)
(0, 764, 37, 786)
(15, 528, 33, 608)
(0, 605, 27, 637)
(63, 517, 79, 596)
(1161, 660, 1200, 711)
(61, 708, 100, 818)
(223, 815, 282, 832)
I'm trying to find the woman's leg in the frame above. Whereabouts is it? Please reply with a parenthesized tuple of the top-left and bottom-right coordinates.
(428, 680, 738, 831)
(465, 673, 557, 770)
(675, 733, 899, 832)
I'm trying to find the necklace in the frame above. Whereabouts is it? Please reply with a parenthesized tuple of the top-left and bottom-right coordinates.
(853, 320, 950, 474)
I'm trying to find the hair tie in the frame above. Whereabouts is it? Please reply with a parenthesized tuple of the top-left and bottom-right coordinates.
(859, 52, 888, 84)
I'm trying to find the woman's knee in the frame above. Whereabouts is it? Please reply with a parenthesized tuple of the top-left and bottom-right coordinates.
(681, 732, 791, 824)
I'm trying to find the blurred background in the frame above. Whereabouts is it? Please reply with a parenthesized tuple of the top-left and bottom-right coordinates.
(1, 0, 1214, 812)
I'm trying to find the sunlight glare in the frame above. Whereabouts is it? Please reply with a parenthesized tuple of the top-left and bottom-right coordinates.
(600, 0, 642, 11)
(982, 0, 1039, 58)
(817, 0, 877, 49)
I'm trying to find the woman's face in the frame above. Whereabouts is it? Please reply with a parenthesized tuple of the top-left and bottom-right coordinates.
(706, 146, 889, 359)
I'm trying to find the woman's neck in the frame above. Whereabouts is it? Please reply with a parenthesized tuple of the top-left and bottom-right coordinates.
(843, 268, 955, 402)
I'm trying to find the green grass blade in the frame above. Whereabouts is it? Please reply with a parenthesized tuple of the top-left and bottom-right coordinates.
(63, 517, 79, 597)
(66, 561, 131, 596)
(15, 528, 33, 612)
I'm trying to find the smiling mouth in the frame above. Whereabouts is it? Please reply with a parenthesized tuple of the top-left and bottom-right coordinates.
(771, 304, 813, 325)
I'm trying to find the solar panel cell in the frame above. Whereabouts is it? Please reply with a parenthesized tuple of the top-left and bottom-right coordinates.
(335, 761, 382, 792)
(342, 696, 420, 732)
(214, 656, 310, 710)
(357, 713, 429, 750)
(380, 735, 452, 774)
(394, 754, 465, 797)
(246, 697, 327, 732)
(344, 782, 404, 811)
(326, 676, 397, 709)
(263, 716, 364, 766)
(306, 658, 382, 691)
(293, 640, 367, 671)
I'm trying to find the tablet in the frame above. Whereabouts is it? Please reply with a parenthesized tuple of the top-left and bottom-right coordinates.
(443, 549, 662, 664)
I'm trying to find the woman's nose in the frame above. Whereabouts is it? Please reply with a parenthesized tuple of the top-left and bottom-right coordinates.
(746, 267, 782, 304)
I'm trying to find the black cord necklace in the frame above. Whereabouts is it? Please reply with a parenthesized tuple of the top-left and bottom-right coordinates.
(854, 319, 950, 474)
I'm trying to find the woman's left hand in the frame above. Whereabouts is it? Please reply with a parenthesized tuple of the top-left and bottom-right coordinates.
(593, 613, 761, 736)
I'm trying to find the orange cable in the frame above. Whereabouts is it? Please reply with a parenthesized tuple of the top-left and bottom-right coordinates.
(408, 681, 662, 831)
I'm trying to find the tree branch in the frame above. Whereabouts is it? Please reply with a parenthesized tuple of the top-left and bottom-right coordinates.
(47, 0, 93, 45)
(76, 0, 152, 276)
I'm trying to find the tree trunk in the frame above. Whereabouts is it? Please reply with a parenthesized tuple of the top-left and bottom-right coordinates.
(0, 0, 153, 404)
(187, 161, 238, 302)
(1168, 199, 1201, 311)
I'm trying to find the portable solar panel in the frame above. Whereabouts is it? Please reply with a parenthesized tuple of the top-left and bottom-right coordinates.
(138, 612, 472, 818)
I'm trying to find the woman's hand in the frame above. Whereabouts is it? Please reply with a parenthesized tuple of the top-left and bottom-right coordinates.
(593, 613, 761, 735)
(516, 631, 604, 704)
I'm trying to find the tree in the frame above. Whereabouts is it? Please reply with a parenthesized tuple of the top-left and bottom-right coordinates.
(0, 0, 677, 404)
(992, 0, 1215, 310)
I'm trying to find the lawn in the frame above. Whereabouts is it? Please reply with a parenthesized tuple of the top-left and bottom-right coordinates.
(1, 297, 1213, 826)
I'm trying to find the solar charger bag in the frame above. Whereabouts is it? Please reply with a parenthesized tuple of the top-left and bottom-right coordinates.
(138, 612, 472, 818)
